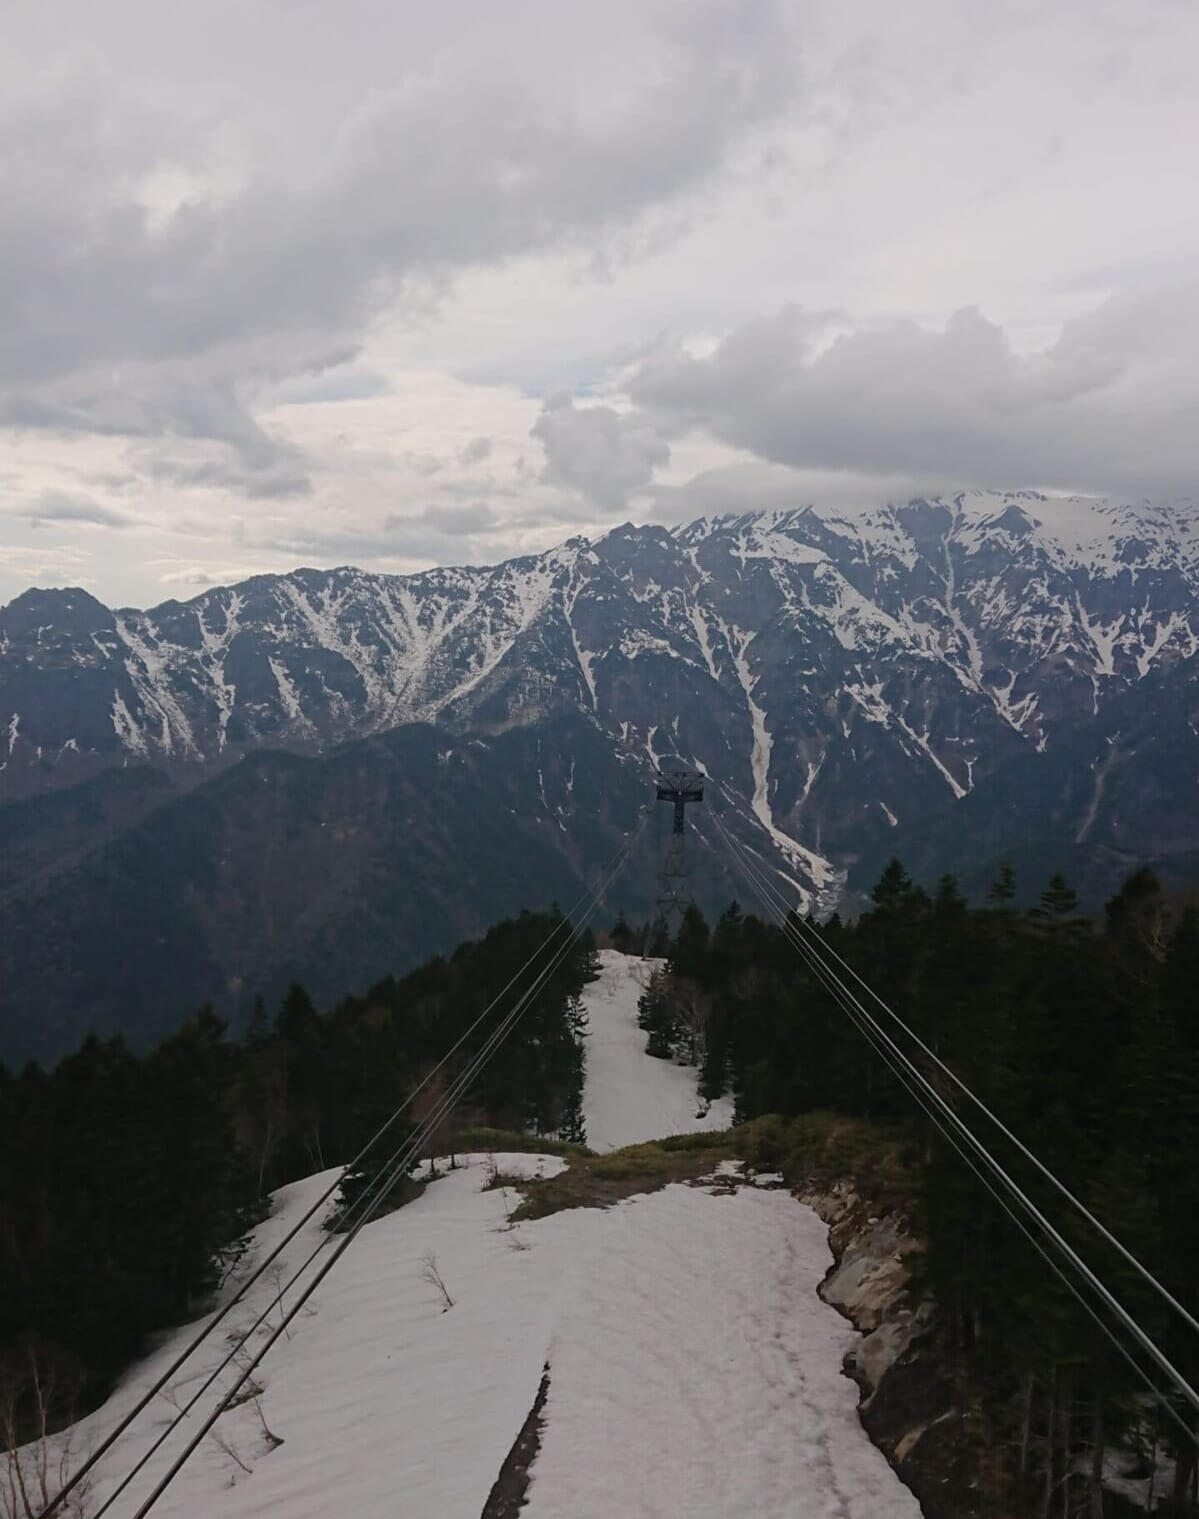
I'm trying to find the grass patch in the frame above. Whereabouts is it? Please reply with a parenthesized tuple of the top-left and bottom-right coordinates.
(508, 1132, 736, 1221)
(732, 1111, 920, 1212)
(654, 1128, 738, 1153)
(485, 1115, 918, 1226)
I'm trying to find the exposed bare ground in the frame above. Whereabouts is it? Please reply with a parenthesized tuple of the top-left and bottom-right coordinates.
(479, 1366, 550, 1519)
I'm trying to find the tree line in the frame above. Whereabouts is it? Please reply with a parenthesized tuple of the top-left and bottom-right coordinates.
(0, 909, 596, 1439)
(635, 865, 1199, 1514)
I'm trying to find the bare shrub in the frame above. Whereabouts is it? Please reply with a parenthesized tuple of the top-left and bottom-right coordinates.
(226, 1353, 283, 1453)
(158, 1385, 251, 1477)
(0, 1347, 92, 1519)
(264, 1262, 293, 1340)
(419, 1252, 455, 1311)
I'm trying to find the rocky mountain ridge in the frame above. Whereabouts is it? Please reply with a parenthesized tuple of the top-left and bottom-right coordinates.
(5, 492, 1197, 913)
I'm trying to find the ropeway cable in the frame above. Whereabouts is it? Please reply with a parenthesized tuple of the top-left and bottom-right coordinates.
(706, 806, 1199, 1421)
(111, 813, 643, 1519)
(83, 814, 646, 1519)
(705, 786, 1199, 1343)
(88, 921, 574, 1519)
(92, 811, 646, 1519)
(41, 811, 647, 1519)
(710, 818, 1199, 1450)
(709, 811, 1199, 1447)
(796, 867, 1199, 1342)
(125, 819, 638, 1519)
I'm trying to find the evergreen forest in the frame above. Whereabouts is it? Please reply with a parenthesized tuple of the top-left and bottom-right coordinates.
(633, 864, 1199, 1510)
(0, 910, 595, 1439)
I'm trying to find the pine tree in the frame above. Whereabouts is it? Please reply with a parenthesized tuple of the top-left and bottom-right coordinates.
(988, 862, 1017, 906)
(637, 974, 677, 1060)
(610, 912, 636, 955)
(871, 857, 914, 910)
(669, 904, 710, 980)
(1035, 873, 1079, 918)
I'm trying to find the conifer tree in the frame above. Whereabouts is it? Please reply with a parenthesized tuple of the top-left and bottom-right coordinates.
(988, 862, 1017, 906)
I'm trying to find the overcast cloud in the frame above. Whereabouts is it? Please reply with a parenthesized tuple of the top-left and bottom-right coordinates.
(0, 0, 1196, 605)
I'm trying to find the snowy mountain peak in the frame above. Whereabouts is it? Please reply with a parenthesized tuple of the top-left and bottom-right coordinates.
(3, 496, 1197, 909)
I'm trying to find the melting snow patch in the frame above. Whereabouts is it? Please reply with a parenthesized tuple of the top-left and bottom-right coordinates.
(30, 953, 922, 1519)
(582, 952, 734, 1150)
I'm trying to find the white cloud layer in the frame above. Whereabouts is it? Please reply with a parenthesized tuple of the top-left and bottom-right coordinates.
(0, 0, 1196, 605)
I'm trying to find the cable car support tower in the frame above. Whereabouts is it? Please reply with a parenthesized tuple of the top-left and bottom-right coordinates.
(653, 762, 705, 923)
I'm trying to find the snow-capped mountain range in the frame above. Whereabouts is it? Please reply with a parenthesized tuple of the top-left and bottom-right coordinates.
(5, 491, 1198, 882)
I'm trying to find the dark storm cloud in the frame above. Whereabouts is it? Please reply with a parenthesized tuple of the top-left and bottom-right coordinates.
(626, 282, 1199, 499)
(2, 367, 314, 496)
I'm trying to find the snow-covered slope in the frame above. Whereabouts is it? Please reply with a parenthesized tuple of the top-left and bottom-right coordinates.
(581, 950, 733, 1149)
(28, 954, 921, 1519)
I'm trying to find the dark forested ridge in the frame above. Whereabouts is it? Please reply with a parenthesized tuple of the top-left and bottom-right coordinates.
(0, 911, 595, 1437)
(639, 865, 1199, 1513)
(0, 715, 662, 1067)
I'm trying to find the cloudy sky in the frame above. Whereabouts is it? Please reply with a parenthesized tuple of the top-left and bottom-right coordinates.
(1, 0, 1196, 606)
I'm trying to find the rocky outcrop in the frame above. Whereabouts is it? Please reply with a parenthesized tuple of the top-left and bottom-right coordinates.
(800, 1179, 1007, 1519)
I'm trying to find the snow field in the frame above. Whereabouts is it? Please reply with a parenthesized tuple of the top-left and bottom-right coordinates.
(524, 1183, 923, 1519)
(72, 1155, 568, 1518)
(41, 952, 921, 1517)
(580, 950, 734, 1150)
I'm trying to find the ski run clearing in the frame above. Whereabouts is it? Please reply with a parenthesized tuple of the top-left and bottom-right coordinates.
(36, 951, 921, 1518)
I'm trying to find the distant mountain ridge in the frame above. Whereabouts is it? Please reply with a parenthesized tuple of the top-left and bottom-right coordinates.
(3, 493, 1198, 1061)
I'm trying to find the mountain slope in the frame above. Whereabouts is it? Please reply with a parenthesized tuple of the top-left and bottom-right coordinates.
(3, 493, 1198, 1060)
(847, 651, 1199, 905)
(1, 714, 703, 1064)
